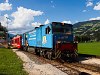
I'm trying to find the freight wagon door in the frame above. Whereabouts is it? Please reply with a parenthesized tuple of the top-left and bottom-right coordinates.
(36, 27, 42, 47)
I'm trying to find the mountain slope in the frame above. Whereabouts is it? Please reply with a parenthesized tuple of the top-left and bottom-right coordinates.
(73, 20, 100, 41)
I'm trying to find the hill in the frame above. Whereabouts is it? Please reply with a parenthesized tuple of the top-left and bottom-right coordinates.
(73, 20, 100, 41)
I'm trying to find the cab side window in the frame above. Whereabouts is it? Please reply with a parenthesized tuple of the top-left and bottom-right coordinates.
(45, 26, 51, 34)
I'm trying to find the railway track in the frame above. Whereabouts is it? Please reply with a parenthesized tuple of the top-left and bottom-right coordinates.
(63, 62, 100, 75)
(22, 50, 100, 75)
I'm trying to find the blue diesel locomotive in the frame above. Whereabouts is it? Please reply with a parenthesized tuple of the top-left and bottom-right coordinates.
(21, 22, 78, 59)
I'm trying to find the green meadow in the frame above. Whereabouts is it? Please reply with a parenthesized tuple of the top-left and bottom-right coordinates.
(0, 48, 27, 75)
(78, 42, 100, 56)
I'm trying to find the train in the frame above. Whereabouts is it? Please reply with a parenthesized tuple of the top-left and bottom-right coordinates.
(10, 22, 78, 60)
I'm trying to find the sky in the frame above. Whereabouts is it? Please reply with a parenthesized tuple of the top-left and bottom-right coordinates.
(0, 0, 100, 34)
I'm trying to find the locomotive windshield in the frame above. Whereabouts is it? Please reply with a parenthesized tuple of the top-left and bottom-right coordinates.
(52, 22, 73, 34)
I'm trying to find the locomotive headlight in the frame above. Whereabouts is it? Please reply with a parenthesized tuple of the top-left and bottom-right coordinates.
(57, 41, 61, 43)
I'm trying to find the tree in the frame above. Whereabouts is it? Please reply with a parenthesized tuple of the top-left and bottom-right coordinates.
(0, 22, 8, 39)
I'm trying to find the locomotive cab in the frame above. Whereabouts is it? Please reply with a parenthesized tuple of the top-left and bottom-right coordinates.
(52, 22, 78, 59)
(52, 22, 73, 43)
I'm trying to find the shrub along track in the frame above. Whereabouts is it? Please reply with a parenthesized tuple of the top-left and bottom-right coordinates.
(21, 50, 100, 75)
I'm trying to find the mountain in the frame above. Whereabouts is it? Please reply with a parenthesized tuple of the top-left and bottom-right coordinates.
(73, 20, 100, 41)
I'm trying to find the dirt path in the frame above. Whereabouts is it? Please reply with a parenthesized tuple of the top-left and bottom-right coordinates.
(13, 49, 67, 75)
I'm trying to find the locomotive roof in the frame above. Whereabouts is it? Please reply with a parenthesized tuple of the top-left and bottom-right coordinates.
(51, 22, 73, 26)
(21, 22, 73, 34)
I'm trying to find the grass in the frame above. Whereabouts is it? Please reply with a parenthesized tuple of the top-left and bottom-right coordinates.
(0, 48, 28, 75)
(78, 42, 100, 56)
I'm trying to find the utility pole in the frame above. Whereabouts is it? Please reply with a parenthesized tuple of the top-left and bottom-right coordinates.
(6, 17, 9, 30)
(6, 17, 8, 44)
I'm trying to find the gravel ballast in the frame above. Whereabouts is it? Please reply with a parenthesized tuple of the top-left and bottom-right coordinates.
(13, 49, 67, 75)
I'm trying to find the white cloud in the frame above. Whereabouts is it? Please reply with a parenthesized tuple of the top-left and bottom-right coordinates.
(62, 20, 72, 24)
(0, 14, 9, 27)
(86, 1, 93, 7)
(4, 14, 9, 18)
(44, 19, 50, 24)
(5, 0, 9, 3)
(75, 20, 79, 23)
(10, 6, 43, 29)
(89, 17, 100, 20)
(0, 16, 7, 27)
(0, 2, 12, 11)
(93, 2, 100, 10)
(0, 7, 43, 34)
(31, 22, 41, 27)
(0, 14, 11, 29)
(8, 31, 18, 35)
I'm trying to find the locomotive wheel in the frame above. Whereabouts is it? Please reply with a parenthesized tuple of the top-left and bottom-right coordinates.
(35, 48, 40, 56)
